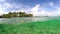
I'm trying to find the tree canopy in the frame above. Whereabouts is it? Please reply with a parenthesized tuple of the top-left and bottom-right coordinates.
(1, 11, 33, 18)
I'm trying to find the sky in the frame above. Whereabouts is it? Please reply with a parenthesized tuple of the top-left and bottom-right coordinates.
(0, 0, 60, 16)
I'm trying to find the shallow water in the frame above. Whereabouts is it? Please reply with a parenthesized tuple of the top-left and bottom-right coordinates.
(0, 17, 59, 24)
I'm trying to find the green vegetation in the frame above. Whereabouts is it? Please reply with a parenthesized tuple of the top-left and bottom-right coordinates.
(1, 12, 33, 18)
(0, 19, 60, 34)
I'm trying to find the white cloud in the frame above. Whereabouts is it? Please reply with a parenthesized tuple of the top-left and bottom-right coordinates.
(31, 4, 41, 16)
(0, 1, 60, 17)
(56, 7, 60, 16)
(31, 4, 60, 16)
(31, 4, 49, 16)
(10, 10, 25, 13)
(0, 2, 12, 15)
(0, 10, 8, 15)
(0, 2, 29, 15)
(49, 2, 54, 6)
(4, 3, 13, 8)
(31, 4, 40, 12)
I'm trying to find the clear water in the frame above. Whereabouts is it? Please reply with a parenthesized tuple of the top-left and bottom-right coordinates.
(0, 17, 59, 24)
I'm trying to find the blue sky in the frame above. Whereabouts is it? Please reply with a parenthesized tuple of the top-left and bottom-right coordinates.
(0, 0, 60, 16)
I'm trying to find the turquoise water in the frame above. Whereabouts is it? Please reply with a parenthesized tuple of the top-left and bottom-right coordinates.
(0, 17, 60, 34)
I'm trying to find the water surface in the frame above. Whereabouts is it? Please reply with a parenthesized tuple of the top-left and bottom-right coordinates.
(0, 17, 59, 24)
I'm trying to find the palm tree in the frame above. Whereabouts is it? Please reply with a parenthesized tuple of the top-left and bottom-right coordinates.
(1, 11, 33, 18)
